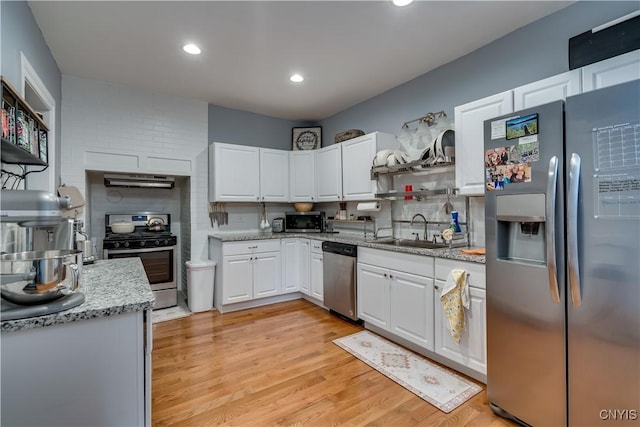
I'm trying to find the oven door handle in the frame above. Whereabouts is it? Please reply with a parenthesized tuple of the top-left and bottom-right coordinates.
(105, 245, 176, 256)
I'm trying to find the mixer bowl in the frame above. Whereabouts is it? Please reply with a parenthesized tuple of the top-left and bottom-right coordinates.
(0, 250, 82, 305)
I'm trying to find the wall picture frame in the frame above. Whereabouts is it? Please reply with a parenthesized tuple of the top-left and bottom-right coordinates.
(292, 126, 322, 150)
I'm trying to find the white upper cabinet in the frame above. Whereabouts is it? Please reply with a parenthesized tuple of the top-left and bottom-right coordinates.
(513, 69, 582, 110)
(210, 143, 290, 202)
(259, 148, 289, 202)
(316, 144, 343, 202)
(341, 132, 395, 201)
(289, 150, 316, 202)
(210, 142, 260, 202)
(581, 49, 640, 93)
(454, 91, 513, 196)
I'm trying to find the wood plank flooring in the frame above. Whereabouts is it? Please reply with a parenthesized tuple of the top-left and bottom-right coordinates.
(152, 299, 516, 426)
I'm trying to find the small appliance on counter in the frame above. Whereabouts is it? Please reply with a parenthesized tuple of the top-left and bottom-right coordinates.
(73, 220, 97, 265)
(0, 190, 86, 320)
(284, 211, 325, 233)
(272, 218, 285, 233)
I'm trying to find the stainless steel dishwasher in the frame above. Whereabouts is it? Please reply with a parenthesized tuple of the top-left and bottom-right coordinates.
(322, 241, 358, 321)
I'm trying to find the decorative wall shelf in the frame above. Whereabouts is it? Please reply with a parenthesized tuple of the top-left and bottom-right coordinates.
(371, 160, 454, 179)
(1, 138, 47, 166)
(1, 76, 49, 166)
(376, 187, 457, 201)
(326, 217, 376, 238)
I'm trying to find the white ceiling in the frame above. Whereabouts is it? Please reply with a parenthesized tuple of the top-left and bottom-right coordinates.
(29, 1, 572, 121)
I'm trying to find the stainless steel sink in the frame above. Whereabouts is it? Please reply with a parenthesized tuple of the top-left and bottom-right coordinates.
(371, 238, 448, 250)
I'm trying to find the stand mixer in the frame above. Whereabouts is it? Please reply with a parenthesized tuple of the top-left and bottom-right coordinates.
(0, 189, 86, 321)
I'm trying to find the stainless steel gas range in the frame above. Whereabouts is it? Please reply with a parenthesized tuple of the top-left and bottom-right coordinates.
(103, 213, 177, 309)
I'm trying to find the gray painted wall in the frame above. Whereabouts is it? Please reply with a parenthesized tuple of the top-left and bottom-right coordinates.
(1, 1, 62, 184)
(208, 104, 312, 150)
(318, 1, 640, 141)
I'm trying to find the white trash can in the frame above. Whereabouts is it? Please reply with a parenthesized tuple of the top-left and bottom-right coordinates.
(186, 260, 216, 313)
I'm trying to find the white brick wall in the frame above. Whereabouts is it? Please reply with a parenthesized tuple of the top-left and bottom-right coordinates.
(60, 75, 210, 290)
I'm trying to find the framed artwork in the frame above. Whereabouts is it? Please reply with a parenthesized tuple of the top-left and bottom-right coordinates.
(292, 127, 322, 150)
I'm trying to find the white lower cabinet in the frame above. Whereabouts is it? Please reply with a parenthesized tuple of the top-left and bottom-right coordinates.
(310, 242, 323, 302)
(222, 254, 254, 303)
(1, 311, 148, 427)
(434, 258, 487, 376)
(358, 247, 487, 380)
(282, 238, 321, 302)
(357, 248, 434, 350)
(390, 270, 434, 351)
(281, 238, 300, 294)
(300, 239, 311, 295)
(219, 240, 281, 305)
(253, 252, 281, 298)
(356, 263, 389, 329)
(434, 282, 486, 374)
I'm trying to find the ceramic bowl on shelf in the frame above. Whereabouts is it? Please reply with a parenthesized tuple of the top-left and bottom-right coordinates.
(294, 203, 314, 212)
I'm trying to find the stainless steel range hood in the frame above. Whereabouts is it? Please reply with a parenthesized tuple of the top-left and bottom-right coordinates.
(104, 173, 175, 189)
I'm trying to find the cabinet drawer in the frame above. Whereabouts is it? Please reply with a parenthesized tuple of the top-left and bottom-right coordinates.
(309, 239, 323, 254)
(223, 240, 281, 256)
(435, 259, 485, 289)
(358, 247, 433, 277)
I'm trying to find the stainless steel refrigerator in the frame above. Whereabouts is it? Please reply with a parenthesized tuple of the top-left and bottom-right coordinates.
(484, 79, 640, 426)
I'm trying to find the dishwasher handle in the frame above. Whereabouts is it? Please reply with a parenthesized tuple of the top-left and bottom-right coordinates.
(321, 241, 357, 257)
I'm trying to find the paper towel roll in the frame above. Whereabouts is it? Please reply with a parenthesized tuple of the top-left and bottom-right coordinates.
(356, 202, 380, 212)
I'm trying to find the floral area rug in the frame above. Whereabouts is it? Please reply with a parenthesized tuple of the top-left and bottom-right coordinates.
(333, 330, 482, 413)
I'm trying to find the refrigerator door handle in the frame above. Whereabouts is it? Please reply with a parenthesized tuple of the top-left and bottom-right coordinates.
(546, 155, 561, 304)
(568, 153, 582, 307)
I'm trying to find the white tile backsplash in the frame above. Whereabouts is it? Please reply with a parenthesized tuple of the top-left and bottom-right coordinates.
(61, 75, 209, 291)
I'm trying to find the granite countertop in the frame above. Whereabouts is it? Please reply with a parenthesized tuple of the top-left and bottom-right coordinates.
(1, 258, 155, 333)
(209, 232, 485, 264)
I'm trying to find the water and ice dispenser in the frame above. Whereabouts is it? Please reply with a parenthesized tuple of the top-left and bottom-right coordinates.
(495, 193, 547, 265)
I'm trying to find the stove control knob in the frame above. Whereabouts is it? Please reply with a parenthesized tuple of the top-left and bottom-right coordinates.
(114, 242, 120, 249)
(123, 242, 130, 248)
(163, 239, 169, 246)
(139, 241, 146, 247)
(154, 240, 160, 246)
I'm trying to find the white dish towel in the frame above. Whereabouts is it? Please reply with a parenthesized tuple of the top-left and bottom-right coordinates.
(440, 269, 470, 343)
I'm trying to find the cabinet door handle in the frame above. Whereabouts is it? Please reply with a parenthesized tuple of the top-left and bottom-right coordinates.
(434, 285, 439, 290)
(384, 273, 388, 277)
(389, 274, 393, 279)
(248, 245, 258, 249)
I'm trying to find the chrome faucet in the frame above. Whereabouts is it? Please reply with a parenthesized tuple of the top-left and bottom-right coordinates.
(410, 213, 428, 240)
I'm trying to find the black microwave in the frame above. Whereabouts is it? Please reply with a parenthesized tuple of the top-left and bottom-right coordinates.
(285, 211, 325, 233)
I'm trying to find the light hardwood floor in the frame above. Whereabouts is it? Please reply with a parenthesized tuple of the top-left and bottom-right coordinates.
(152, 299, 515, 426)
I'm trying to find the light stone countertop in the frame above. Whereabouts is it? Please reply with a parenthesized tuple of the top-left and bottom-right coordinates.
(1, 258, 155, 333)
(209, 232, 485, 264)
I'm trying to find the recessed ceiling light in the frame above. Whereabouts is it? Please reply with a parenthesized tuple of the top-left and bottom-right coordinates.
(182, 44, 201, 55)
(290, 74, 304, 83)
(393, 0, 413, 6)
